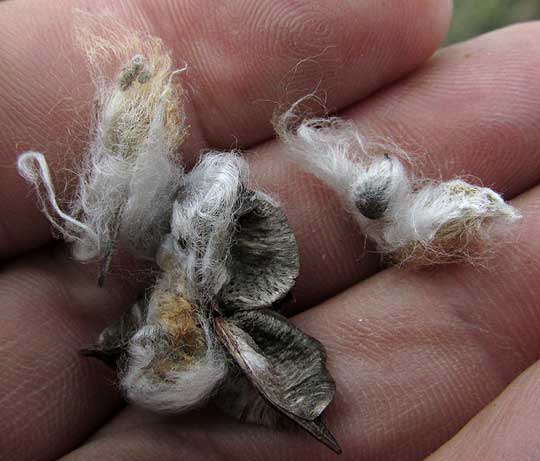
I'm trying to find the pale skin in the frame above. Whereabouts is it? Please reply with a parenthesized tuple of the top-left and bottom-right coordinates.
(2, 0, 540, 460)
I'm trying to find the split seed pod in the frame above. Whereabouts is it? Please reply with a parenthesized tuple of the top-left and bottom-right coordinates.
(84, 153, 341, 453)
(16, 16, 340, 452)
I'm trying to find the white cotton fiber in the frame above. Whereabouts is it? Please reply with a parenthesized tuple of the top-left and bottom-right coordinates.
(122, 323, 227, 413)
(384, 180, 520, 264)
(121, 274, 227, 412)
(276, 108, 520, 265)
(17, 152, 100, 248)
(157, 152, 248, 304)
(17, 17, 186, 278)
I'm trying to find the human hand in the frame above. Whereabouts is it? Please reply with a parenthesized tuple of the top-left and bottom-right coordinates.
(2, 1, 540, 460)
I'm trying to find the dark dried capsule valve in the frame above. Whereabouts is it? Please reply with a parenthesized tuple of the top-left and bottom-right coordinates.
(215, 309, 340, 453)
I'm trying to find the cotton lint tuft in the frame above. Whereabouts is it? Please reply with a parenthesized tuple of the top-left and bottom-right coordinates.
(275, 106, 520, 266)
(17, 15, 187, 283)
(119, 274, 228, 413)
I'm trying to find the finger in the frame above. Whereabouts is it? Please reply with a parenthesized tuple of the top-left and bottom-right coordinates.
(6, 26, 540, 459)
(250, 22, 540, 310)
(0, 247, 142, 461)
(425, 360, 540, 461)
(0, 1, 452, 455)
(64, 182, 540, 460)
(0, 0, 451, 258)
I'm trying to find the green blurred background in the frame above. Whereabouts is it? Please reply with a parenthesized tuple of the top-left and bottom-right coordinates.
(447, 0, 540, 44)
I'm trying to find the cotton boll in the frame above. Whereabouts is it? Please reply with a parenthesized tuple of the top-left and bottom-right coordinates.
(121, 279, 227, 413)
(276, 108, 520, 266)
(71, 24, 187, 262)
(17, 17, 187, 277)
(385, 180, 521, 265)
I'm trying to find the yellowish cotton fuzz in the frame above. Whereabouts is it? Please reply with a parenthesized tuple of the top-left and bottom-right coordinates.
(18, 14, 188, 281)
(76, 13, 187, 158)
(155, 293, 205, 364)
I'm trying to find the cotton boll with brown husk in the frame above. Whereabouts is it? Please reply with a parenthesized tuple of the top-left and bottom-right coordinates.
(276, 107, 520, 267)
(81, 278, 227, 412)
(17, 15, 187, 282)
(157, 151, 301, 309)
(384, 180, 521, 266)
(120, 275, 227, 413)
(79, 142, 337, 449)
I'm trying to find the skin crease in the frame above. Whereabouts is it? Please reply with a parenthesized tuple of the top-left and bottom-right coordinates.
(425, 354, 540, 461)
(2, 0, 540, 460)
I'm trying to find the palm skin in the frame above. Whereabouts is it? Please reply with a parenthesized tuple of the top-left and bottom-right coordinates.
(2, 1, 540, 460)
